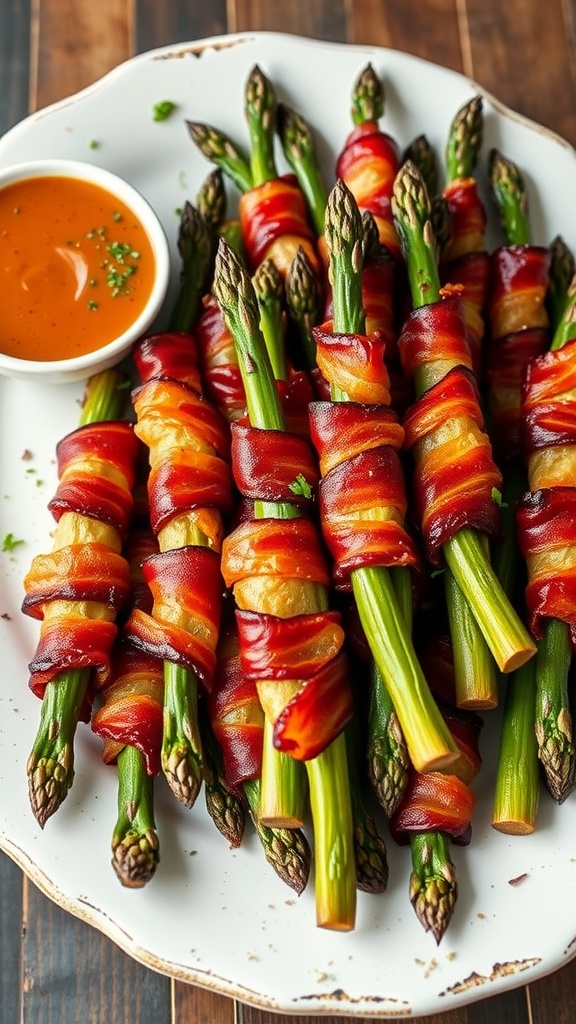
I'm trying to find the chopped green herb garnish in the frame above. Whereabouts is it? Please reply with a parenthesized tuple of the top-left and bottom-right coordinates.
(492, 486, 507, 508)
(87, 300, 99, 311)
(2, 533, 24, 552)
(153, 100, 177, 122)
(89, 139, 100, 150)
(112, 211, 123, 222)
(288, 473, 313, 499)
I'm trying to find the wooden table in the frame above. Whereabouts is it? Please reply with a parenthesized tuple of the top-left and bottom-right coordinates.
(2, 1, 576, 1021)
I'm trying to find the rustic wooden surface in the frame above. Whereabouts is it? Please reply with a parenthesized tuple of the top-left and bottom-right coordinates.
(2, 0, 576, 1021)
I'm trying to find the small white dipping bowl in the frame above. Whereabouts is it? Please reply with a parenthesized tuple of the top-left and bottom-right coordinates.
(0, 159, 171, 384)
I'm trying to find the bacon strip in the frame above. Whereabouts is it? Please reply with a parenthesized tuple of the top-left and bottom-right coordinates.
(390, 769, 476, 846)
(336, 121, 401, 260)
(239, 173, 319, 278)
(221, 417, 353, 760)
(398, 296, 502, 564)
(22, 421, 140, 704)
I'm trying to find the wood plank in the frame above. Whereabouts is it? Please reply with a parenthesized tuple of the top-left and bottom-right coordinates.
(349, 0, 464, 71)
(526, 959, 576, 1024)
(467, 986, 529, 1024)
(173, 982, 236, 1023)
(135, 2, 228, 53)
(0, 853, 23, 1021)
(21, 879, 171, 1024)
(31, 0, 132, 112)
(0, 0, 31, 133)
(464, 0, 576, 145)
(230, 0, 347, 41)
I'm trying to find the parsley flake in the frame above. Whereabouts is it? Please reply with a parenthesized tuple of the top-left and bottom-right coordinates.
(2, 533, 24, 553)
(288, 473, 313, 499)
(152, 100, 177, 122)
(492, 487, 507, 508)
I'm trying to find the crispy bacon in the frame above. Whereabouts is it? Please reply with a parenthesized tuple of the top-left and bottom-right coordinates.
(92, 644, 164, 775)
(239, 173, 320, 278)
(230, 420, 319, 505)
(221, 417, 353, 760)
(314, 322, 390, 405)
(92, 525, 164, 775)
(515, 337, 576, 644)
(196, 296, 247, 423)
(335, 121, 401, 260)
(398, 296, 502, 564)
(120, 333, 234, 694)
(22, 420, 140, 705)
(390, 769, 476, 846)
(485, 244, 551, 462)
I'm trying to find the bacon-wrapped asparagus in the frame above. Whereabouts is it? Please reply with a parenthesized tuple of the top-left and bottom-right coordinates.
(516, 274, 576, 803)
(92, 517, 163, 887)
(23, 371, 138, 826)
(441, 96, 490, 377)
(312, 178, 458, 776)
(336, 63, 401, 263)
(122, 332, 234, 807)
(187, 65, 321, 282)
(391, 161, 536, 675)
(209, 607, 312, 894)
(213, 238, 356, 931)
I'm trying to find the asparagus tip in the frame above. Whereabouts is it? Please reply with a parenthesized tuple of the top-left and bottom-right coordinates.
(162, 744, 203, 809)
(111, 828, 160, 888)
(27, 753, 74, 828)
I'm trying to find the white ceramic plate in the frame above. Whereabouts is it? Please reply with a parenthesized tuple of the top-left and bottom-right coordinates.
(1, 31, 576, 1019)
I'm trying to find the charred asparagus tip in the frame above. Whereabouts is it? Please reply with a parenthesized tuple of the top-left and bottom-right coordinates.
(111, 829, 160, 888)
(351, 62, 384, 125)
(446, 94, 483, 181)
(162, 742, 203, 809)
(353, 814, 389, 895)
(27, 752, 74, 828)
(409, 832, 458, 945)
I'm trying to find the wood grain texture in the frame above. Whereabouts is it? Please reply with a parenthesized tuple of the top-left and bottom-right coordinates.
(230, 0, 347, 41)
(21, 881, 171, 1024)
(0, 853, 23, 1021)
(0, 0, 31, 133)
(350, 0, 465, 70)
(135, 1, 228, 54)
(30, 0, 132, 111)
(173, 982, 236, 1023)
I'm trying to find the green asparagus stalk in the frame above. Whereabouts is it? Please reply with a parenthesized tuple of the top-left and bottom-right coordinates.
(213, 238, 356, 930)
(169, 200, 214, 333)
(445, 95, 483, 182)
(409, 830, 458, 944)
(325, 179, 459, 774)
(547, 234, 575, 332)
(112, 744, 159, 887)
(195, 167, 228, 233)
(199, 701, 246, 849)
(492, 659, 540, 832)
(403, 133, 439, 196)
(253, 257, 287, 381)
(277, 102, 328, 237)
(244, 778, 311, 895)
(391, 161, 536, 673)
(285, 245, 323, 372)
(186, 121, 254, 194)
(245, 64, 278, 187)
(366, 660, 410, 818)
(27, 370, 131, 827)
(351, 63, 384, 125)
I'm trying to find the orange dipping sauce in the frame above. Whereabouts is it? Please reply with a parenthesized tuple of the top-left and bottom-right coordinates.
(0, 175, 157, 361)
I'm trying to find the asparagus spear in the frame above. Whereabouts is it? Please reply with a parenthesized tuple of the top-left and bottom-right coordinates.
(213, 238, 356, 930)
(186, 121, 254, 194)
(199, 701, 246, 849)
(26, 370, 131, 826)
(169, 200, 214, 333)
(409, 831, 458, 944)
(547, 234, 575, 331)
(253, 257, 287, 381)
(325, 179, 459, 774)
(391, 161, 536, 673)
(489, 149, 575, 803)
(445, 95, 483, 182)
(244, 778, 311, 896)
(112, 743, 159, 887)
(403, 133, 439, 196)
(351, 62, 384, 125)
(277, 102, 329, 237)
(326, 180, 461, 938)
(285, 245, 323, 372)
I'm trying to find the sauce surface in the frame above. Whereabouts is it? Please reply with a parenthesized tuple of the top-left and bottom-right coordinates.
(0, 174, 157, 361)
